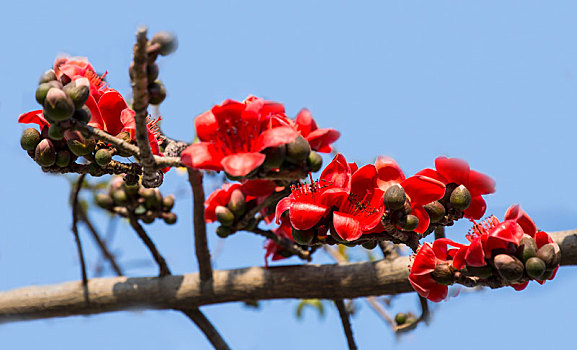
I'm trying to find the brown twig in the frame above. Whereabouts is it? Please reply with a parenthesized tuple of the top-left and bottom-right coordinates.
(334, 299, 357, 350)
(180, 308, 231, 350)
(127, 212, 171, 277)
(434, 226, 445, 240)
(234, 187, 291, 231)
(378, 241, 400, 261)
(394, 295, 430, 334)
(366, 296, 396, 329)
(70, 174, 89, 303)
(131, 27, 159, 188)
(187, 169, 213, 282)
(251, 228, 311, 261)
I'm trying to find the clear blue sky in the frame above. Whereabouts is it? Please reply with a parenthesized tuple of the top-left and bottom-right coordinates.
(2, 1, 577, 349)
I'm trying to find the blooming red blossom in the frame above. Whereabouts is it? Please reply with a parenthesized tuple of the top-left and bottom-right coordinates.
(417, 157, 496, 220)
(292, 108, 340, 153)
(264, 216, 295, 265)
(374, 157, 445, 234)
(181, 96, 300, 177)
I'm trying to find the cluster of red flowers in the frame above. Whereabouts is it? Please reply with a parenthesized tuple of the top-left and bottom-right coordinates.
(409, 205, 560, 302)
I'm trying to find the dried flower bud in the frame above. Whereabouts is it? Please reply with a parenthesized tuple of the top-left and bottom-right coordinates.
(431, 263, 454, 285)
(423, 201, 446, 223)
(384, 184, 406, 211)
(215, 206, 235, 226)
(38, 69, 57, 84)
(227, 189, 247, 217)
(20, 128, 41, 151)
(43, 88, 75, 122)
(397, 214, 419, 232)
(307, 151, 323, 173)
(150, 31, 178, 56)
(493, 254, 524, 282)
(94, 149, 113, 167)
(55, 150, 72, 168)
(34, 138, 56, 167)
(536, 243, 561, 269)
(286, 135, 311, 163)
(292, 228, 315, 245)
(148, 81, 166, 105)
(449, 185, 471, 211)
(525, 257, 546, 280)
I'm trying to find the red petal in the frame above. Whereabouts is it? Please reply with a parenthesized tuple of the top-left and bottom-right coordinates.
(319, 188, 348, 208)
(294, 108, 316, 136)
(275, 197, 293, 224)
(504, 205, 537, 237)
(289, 201, 330, 230)
(350, 164, 378, 196)
(435, 157, 470, 185)
(465, 237, 486, 267)
(221, 152, 266, 177)
(195, 110, 219, 141)
(241, 179, 277, 197)
(306, 128, 340, 153)
(257, 126, 299, 151)
(463, 195, 487, 220)
(401, 175, 446, 205)
(18, 110, 50, 130)
(375, 156, 406, 191)
(85, 94, 104, 130)
(411, 205, 431, 234)
(120, 108, 136, 139)
(452, 247, 468, 270)
(320, 154, 352, 190)
(511, 281, 529, 291)
(181, 143, 225, 171)
(468, 170, 496, 196)
(261, 100, 285, 118)
(98, 90, 128, 136)
(411, 243, 437, 275)
(535, 231, 554, 248)
(332, 211, 363, 241)
(408, 274, 448, 303)
(486, 221, 524, 251)
(415, 168, 447, 183)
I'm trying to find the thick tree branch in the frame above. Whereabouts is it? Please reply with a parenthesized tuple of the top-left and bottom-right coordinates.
(0, 229, 575, 324)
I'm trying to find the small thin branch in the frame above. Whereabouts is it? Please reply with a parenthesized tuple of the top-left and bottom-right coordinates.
(187, 169, 213, 282)
(394, 295, 429, 334)
(234, 188, 291, 231)
(434, 226, 445, 240)
(334, 299, 357, 350)
(70, 174, 89, 303)
(251, 228, 311, 261)
(366, 296, 396, 329)
(131, 27, 158, 188)
(378, 241, 400, 261)
(127, 213, 171, 277)
(77, 210, 124, 276)
(180, 308, 231, 350)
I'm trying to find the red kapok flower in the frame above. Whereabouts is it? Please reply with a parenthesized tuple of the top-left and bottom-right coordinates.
(181, 96, 300, 177)
(417, 157, 496, 220)
(293, 108, 340, 153)
(264, 216, 295, 265)
(374, 157, 445, 234)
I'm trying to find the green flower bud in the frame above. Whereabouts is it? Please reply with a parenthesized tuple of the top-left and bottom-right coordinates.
(384, 184, 406, 211)
(94, 149, 113, 167)
(43, 88, 75, 122)
(20, 128, 41, 151)
(423, 201, 446, 223)
(162, 195, 175, 212)
(150, 31, 178, 56)
(48, 124, 64, 141)
(124, 182, 140, 196)
(449, 185, 471, 211)
(540, 268, 556, 280)
(94, 193, 114, 209)
(34, 139, 56, 167)
(142, 211, 156, 224)
(292, 228, 316, 245)
(64, 130, 95, 157)
(215, 206, 235, 226)
(134, 205, 147, 216)
(227, 189, 246, 217)
(261, 146, 286, 171)
(36, 82, 56, 105)
(112, 189, 128, 205)
(394, 313, 407, 325)
(397, 214, 419, 232)
(148, 81, 166, 105)
(63, 79, 90, 109)
(493, 254, 524, 282)
(361, 240, 378, 250)
(163, 212, 177, 225)
(431, 263, 454, 285)
(216, 225, 233, 238)
(286, 135, 311, 163)
(55, 150, 72, 168)
(466, 264, 493, 279)
(73, 106, 92, 123)
(38, 69, 57, 84)
(517, 234, 538, 262)
(525, 257, 546, 280)
(307, 151, 323, 173)
(536, 243, 561, 269)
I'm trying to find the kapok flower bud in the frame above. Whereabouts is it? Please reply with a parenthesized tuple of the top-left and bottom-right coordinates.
(148, 81, 166, 105)
(397, 214, 419, 232)
(286, 135, 311, 163)
(162, 195, 175, 212)
(48, 124, 64, 141)
(43, 88, 75, 122)
(466, 264, 493, 279)
(162, 212, 177, 225)
(150, 31, 178, 56)
(55, 150, 72, 168)
(517, 234, 538, 262)
(35, 82, 59, 105)
(141, 188, 162, 209)
(115, 131, 133, 157)
(423, 201, 446, 223)
(292, 228, 316, 245)
(216, 225, 233, 238)
(525, 257, 546, 280)
(94, 149, 113, 167)
(493, 254, 524, 282)
(307, 151, 323, 173)
(142, 211, 156, 224)
(449, 185, 471, 211)
(38, 69, 57, 84)
(215, 206, 235, 226)
(64, 130, 95, 157)
(536, 243, 561, 269)
(34, 138, 56, 167)
(112, 189, 128, 205)
(147, 63, 159, 82)
(73, 106, 92, 123)
(431, 263, 454, 285)
(261, 146, 286, 171)
(383, 184, 406, 211)
(227, 189, 246, 217)
(20, 128, 41, 151)
(94, 193, 114, 209)
(63, 79, 90, 109)
(361, 241, 378, 250)
(394, 313, 407, 325)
